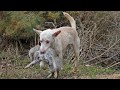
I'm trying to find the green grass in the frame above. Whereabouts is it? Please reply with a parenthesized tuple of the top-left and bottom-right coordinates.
(78, 65, 116, 78)
(59, 63, 117, 79)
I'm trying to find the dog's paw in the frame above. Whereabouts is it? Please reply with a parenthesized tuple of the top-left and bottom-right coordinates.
(53, 71, 58, 79)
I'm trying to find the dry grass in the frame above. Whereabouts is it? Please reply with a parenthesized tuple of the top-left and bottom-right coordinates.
(0, 47, 119, 79)
(1, 11, 120, 79)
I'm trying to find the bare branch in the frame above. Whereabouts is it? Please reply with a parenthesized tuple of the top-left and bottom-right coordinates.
(94, 52, 119, 65)
(106, 62, 120, 69)
(45, 22, 56, 28)
(84, 38, 120, 64)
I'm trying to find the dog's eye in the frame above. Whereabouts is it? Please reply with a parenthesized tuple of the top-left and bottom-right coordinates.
(46, 40, 49, 44)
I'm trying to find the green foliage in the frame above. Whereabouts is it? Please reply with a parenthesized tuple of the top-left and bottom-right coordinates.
(0, 11, 81, 40)
(47, 11, 60, 20)
(1, 11, 44, 40)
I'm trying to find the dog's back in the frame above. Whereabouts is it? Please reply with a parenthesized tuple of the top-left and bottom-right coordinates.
(51, 23, 79, 55)
(53, 27, 78, 44)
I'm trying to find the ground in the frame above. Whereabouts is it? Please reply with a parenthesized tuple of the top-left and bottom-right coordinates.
(0, 56, 120, 79)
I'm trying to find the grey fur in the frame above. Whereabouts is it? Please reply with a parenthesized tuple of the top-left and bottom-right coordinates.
(26, 45, 62, 78)
(28, 45, 40, 61)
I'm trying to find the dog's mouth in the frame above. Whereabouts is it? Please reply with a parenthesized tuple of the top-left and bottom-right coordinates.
(40, 47, 49, 54)
(40, 52, 45, 54)
(40, 49, 46, 54)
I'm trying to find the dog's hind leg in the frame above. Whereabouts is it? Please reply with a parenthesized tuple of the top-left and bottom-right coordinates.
(59, 53, 63, 70)
(73, 37, 80, 72)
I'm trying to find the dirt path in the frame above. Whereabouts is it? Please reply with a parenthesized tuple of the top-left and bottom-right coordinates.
(79, 73, 120, 79)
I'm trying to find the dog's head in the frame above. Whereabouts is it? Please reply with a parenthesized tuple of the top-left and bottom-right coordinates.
(33, 28, 61, 54)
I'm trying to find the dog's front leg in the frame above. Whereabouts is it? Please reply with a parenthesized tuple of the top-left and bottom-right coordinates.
(52, 58, 60, 78)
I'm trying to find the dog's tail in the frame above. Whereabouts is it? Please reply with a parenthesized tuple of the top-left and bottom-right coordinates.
(63, 12, 76, 29)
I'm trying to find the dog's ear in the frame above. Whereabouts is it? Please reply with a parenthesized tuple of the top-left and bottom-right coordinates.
(33, 28, 42, 35)
(52, 30, 61, 37)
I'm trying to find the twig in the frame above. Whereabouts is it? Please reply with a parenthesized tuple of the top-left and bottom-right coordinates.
(45, 22, 56, 28)
(69, 54, 75, 64)
(83, 38, 120, 64)
(94, 52, 119, 65)
(106, 62, 120, 69)
(37, 36, 39, 45)
(35, 33, 37, 46)
(18, 40, 23, 51)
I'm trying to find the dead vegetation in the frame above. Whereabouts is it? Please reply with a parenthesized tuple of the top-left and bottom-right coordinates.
(1, 11, 120, 78)
(65, 11, 120, 69)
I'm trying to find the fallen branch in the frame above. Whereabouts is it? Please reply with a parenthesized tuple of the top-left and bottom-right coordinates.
(94, 52, 119, 65)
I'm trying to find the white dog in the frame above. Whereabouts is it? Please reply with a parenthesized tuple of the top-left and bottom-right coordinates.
(33, 12, 80, 71)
